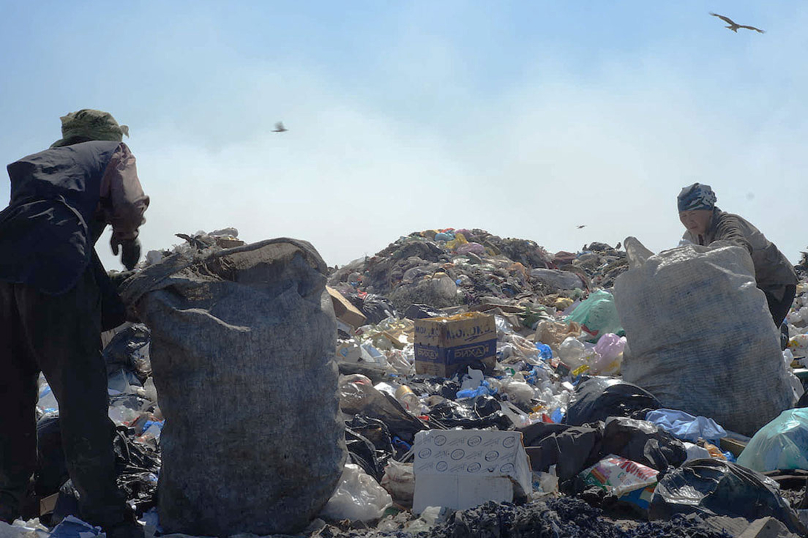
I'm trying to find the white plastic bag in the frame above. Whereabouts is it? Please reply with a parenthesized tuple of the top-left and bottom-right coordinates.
(380, 460, 415, 507)
(0, 518, 50, 538)
(499, 379, 536, 406)
(321, 464, 392, 522)
(614, 239, 795, 436)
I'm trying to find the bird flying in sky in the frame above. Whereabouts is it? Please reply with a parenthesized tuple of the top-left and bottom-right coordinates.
(576, 225, 586, 229)
(272, 121, 288, 132)
(709, 12, 765, 33)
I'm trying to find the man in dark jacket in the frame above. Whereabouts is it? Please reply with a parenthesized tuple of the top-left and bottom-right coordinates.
(0, 110, 149, 535)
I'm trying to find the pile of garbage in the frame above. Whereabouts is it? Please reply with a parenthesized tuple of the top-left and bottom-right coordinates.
(327, 228, 627, 319)
(8, 228, 808, 538)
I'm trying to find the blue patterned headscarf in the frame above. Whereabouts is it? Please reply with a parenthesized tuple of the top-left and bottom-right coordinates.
(677, 183, 717, 212)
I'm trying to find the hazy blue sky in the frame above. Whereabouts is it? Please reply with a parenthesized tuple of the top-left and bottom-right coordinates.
(1, 1, 806, 270)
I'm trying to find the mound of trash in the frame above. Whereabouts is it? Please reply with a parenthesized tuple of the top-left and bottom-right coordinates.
(15, 227, 808, 538)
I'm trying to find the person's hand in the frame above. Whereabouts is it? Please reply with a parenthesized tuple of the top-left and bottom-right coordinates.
(111, 237, 141, 270)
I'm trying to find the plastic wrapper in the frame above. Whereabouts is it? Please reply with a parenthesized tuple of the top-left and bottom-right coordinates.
(787, 334, 808, 364)
(683, 442, 712, 462)
(565, 290, 623, 342)
(499, 379, 536, 406)
(456, 242, 487, 256)
(578, 454, 659, 497)
(380, 460, 415, 507)
(645, 409, 727, 444)
(321, 464, 392, 522)
(590, 333, 626, 374)
(736, 408, 808, 472)
(535, 320, 582, 352)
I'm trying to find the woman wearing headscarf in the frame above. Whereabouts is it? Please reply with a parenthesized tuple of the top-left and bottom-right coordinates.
(677, 183, 797, 331)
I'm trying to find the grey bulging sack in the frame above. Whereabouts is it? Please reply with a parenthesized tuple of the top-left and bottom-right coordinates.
(614, 238, 794, 437)
(121, 238, 346, 537)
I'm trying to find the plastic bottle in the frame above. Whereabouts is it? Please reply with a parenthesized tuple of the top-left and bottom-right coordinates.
(558, 337, 586, 369)
(108, 405, 139, 426)
(37, 384, 59, 414)
(360, 342, 386, 365)
(137, 421, 164, 446)
(142, 377, 157, 400)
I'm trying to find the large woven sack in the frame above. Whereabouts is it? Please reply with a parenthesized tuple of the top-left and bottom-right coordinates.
(121, 238, 345, 537)
(614, 238, 794, 436)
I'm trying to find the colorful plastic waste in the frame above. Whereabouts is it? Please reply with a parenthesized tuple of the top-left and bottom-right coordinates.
(645, 409, 727, 444)
(565, 290, 624, 342)
(736, 408, 808, 472)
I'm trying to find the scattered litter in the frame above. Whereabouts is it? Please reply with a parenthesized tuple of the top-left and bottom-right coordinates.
(23, 227, 808, 537)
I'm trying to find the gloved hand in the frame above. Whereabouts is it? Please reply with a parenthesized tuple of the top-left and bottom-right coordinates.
(111, 237, 141, 270)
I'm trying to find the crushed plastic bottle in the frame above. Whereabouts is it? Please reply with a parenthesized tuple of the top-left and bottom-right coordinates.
(37, 383, 58, 414)
(558, 337, 586, 369)
(137, 420, 164, 446)
(360, 343, 388, 366)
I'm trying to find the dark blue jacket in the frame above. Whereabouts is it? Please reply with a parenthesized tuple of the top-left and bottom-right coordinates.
(0, 141, 121, 294)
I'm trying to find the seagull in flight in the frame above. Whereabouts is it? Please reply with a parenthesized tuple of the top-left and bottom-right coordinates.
(272, 121, 288, 132)
(709, 12, 765, 33)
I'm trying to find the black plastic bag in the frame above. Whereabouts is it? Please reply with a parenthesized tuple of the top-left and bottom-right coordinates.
(112, 426, 161, 475)
(102, 323, 151, 382)
(339, 379, 429, 443)
(601, 417, 687, 473)
(346, 415, 395, 455)
(796, 389, 808, 408)
(565, 377, 660, 426)
(35, 413, 67, 497)
(359, 294, 397, 324)
(403, 303, 443, 320)
(426, 395, 511, 430)
(519, 422, 603, 481)
(649, 459, 808, 535)
(345, 428, 385, 482)
(407, 376, 460, 400)
(112, 427, 161, 516)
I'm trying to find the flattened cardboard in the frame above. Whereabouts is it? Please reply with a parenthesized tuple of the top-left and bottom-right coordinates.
(39, 493, 58, 515)
(412, 429, 532, 513)
(326, 286, 367, 328)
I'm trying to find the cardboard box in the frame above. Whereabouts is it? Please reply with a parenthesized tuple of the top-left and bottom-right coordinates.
(39, 493, 59, 516)
(326, 286, 367, 328)
(412, 429, 532, 514)
(414, 312, 497, 377)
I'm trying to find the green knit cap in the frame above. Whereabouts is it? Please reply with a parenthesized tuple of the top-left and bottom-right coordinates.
(50, 109, 129, 148)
